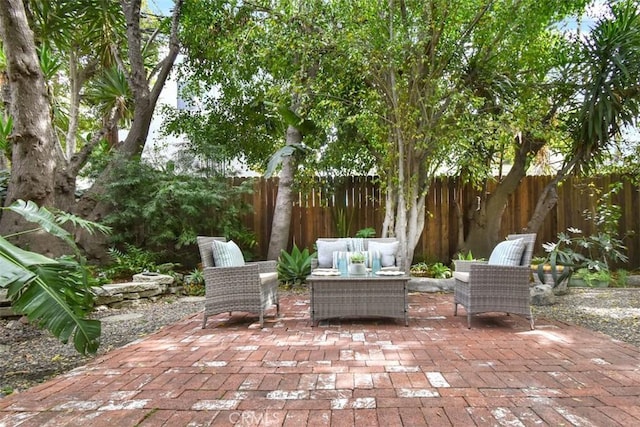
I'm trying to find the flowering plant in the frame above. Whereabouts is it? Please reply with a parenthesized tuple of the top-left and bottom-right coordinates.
(538, 227, 628, 287)
(537, 183, 629, 288)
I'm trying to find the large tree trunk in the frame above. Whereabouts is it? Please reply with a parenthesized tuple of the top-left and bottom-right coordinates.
(267, 124, 302, 260)
(462, 133, 545, 258)
(524, 158, 579, 234)
(0, 0, 67, 256)
(74, 101, 156, 261)
(74, 0, 183, 262)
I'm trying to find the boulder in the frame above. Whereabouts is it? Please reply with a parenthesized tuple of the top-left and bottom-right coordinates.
(132, 272, 174, 286)
(530, 284, 556, 306)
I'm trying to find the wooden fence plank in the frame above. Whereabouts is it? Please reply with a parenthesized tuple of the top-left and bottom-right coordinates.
(234, 174, 640, 269)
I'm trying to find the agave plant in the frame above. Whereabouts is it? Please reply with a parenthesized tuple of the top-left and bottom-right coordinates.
(0, 200, 110, 355)
(277, 244, 314, 288)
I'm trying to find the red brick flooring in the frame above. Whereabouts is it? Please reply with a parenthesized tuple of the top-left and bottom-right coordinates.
(1, 292, 640, 426)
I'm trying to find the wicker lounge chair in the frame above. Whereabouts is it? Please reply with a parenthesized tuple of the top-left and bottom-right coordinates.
(197, 236, 279, 328)
(453, 233, 537, 329)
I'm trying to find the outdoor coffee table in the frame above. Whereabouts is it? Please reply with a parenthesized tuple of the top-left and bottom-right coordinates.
(307, 270, 409, 326)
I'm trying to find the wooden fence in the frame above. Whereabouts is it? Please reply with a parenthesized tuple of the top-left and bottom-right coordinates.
(231, 174, 640, 269)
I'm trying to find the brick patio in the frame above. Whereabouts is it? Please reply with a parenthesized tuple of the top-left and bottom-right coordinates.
(1, 292, 639, 426)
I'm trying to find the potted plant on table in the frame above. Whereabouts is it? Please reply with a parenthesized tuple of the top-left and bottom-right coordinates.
(349, 252, 367, 275)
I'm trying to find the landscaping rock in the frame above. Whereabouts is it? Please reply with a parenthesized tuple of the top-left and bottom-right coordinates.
(408, 277, 454, 293)
(626, 275, 640, 287)
(530, 284, 556, 306)
(92, 282, 165, 307)
(132, 272, 175, 286)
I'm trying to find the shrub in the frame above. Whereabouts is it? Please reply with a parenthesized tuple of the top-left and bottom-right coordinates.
(277, 244, 314, 288)
(184, 268, 205, 296)
(102, 158, 256, 266)
(103, 244, 160, 280)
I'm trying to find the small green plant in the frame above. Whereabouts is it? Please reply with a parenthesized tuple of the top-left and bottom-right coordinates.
(184, 268, 205, 296)
(332, 207, 354, 237)
(455, 250, 475, 260)
(277, 244, 314, 288)
(1, 386, 13, 396)
(350, 252, 366, 263)
(355, 227, 376, 238)
(410, 262, 452, 278)
(429, 262, 452, 279)
(571, 268, 611, 287)
(103, 244, 160, 280)
(611, 269, 629, 288)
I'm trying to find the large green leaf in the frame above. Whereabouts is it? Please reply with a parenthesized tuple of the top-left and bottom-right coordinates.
(6, 200, 75, 249)
(0, 255, 36, 289)
(0, 236, 100, 355)
(0, 235, 57, 268)
(7, 261, 100, 355)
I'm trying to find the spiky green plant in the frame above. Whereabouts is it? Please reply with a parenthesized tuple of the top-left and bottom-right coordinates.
(277, 244, 314, 288)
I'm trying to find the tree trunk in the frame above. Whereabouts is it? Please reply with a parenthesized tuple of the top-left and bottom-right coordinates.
(524, 180, 559, 234)
(267, 124, 301, 260)
(523, 156, 581, 233)
(462, 133, 545, 258)
(74, 0, 183, 262)
(0, 0, 67, 256)
(74, 101, 155, 261)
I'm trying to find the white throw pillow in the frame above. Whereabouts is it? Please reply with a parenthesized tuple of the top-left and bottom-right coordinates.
(316, 240, 348, 268)
(368, 241, 399, 267)
(487, 238, 525, 266)
(211, 239, 245, 267)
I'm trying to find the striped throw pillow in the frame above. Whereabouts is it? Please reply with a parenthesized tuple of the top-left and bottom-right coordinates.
(332, 251, 381, 269)
(488, 238, 525, 266)
(211, 240, 245, 267)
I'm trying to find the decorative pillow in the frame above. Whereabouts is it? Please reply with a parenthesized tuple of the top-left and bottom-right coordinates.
(316, 239, 348, 268)
(211, 239, 245, 267)
(368, 241, 399, 267)
(346, 238, 366, 252)
(332, 251, 380, 269)
(487, 238, 525, 266)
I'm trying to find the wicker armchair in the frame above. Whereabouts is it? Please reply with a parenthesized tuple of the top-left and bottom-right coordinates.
(197, 236, 279, 328)
(453, 233, 537, 329)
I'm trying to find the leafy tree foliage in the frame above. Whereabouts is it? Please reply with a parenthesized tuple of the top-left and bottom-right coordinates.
(101, 157, 257, 267)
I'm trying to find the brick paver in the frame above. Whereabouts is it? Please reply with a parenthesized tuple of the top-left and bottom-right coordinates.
(1, 292, 640, 426)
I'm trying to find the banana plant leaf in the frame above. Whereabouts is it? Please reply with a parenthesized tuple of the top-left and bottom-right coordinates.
(0, 236, 100, 355)
(6, 200, 76, 250)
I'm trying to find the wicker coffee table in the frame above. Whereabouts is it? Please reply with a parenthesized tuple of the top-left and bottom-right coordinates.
(307, 272, 409, 326)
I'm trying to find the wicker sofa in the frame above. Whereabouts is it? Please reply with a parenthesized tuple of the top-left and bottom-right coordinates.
(312, 237, 403, 271)
(197, 236, 279, 328)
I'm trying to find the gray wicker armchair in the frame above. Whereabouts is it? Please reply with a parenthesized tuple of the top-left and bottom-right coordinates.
(453, 233, 537, 329)
(197, 236, 279, 328)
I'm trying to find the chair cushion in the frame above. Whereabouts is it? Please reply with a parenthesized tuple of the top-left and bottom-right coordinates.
(316, 240, 348, 268)
(487, 238, 525, 266)
(259, 272, 278, 285)
(211, 239, 245, 267)
(453, 271, 470, 282)
(368, 241, 399, 267)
